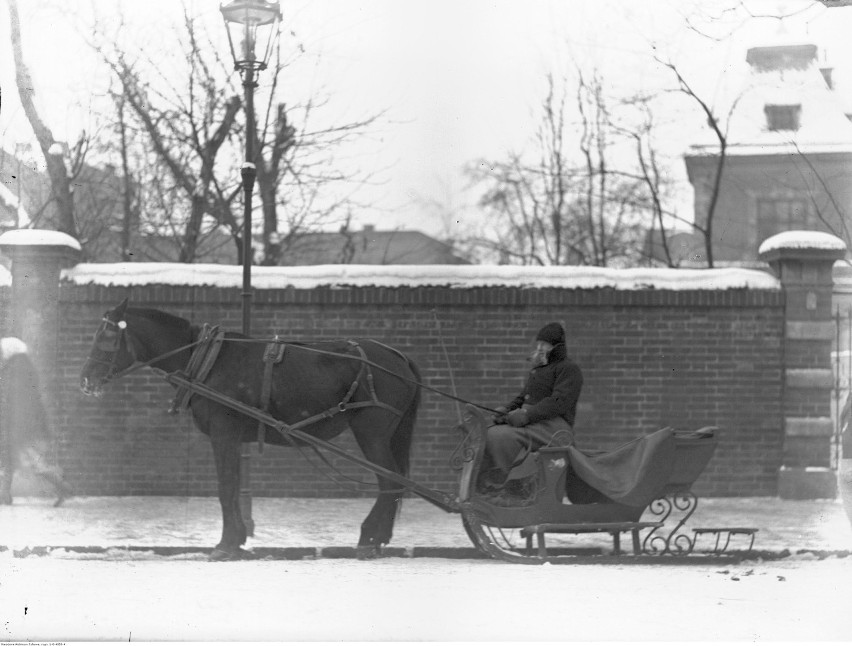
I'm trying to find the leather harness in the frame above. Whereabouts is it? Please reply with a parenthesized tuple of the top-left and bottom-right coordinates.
(170, 333, 404, 452)
(169, 324, 225, 414)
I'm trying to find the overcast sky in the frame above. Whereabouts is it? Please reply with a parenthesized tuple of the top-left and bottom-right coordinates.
(2, 0, 852, 238)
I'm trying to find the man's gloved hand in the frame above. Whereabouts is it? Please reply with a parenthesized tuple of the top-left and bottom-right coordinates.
(506, 409, 530, 427)
(492, 406, 508, 425)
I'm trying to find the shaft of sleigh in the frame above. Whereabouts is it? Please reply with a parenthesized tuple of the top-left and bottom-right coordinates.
(165, 372, 463, 514)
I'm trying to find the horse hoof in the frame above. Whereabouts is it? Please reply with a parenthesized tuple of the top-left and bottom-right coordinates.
(209, 546, 253, 561)
(209, 547, 239, 561)
(356, 545, 382, 560)
(209, 548, 234, 561)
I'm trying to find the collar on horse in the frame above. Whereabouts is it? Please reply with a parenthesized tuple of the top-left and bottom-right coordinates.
(168, 324, 226, 414)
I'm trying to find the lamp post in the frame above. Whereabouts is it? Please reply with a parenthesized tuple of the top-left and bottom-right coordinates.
(221, 0, 281, 536)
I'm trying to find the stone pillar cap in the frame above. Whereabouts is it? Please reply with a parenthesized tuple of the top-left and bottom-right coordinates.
(0, 228, 81, 251)
(758, 230, 847, 263)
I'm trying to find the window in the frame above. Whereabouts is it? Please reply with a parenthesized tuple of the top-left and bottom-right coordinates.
(764, 104, 801, 131)
(757, 197, 815, 243)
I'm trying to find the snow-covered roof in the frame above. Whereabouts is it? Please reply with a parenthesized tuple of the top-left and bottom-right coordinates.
(0, 229, 81, 250)
(689, 141, 852, 158)
(688, 40, 852, 155)
(0, 184, 31, 226)
(758, 230, 847, 255)
(62, 262, 781, 291)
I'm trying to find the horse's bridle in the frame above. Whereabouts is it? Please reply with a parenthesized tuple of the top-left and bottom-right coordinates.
(84, 317, 207, 385)
(82, 317, 134, 384)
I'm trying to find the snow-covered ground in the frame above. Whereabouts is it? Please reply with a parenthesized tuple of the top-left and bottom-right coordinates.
(1, 554, 849, 641)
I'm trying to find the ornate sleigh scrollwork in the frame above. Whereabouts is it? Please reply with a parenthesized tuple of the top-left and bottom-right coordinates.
(450, 426, 478, 471)
(642, 489, 699, 555)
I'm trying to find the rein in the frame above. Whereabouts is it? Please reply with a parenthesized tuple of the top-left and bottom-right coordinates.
(113, 340, 204, 380)
(224, 337, 501, 415)
(90, 319, 499, 415)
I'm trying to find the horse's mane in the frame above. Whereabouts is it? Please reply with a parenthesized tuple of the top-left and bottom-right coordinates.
(126, 307, 192, 332)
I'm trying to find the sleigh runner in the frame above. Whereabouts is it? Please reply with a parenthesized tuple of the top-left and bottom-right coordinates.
(80, 300, 737, 563)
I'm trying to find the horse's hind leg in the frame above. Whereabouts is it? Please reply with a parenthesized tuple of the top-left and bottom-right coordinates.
(351, 413, 406, 556)
(209, 425, 248, 560)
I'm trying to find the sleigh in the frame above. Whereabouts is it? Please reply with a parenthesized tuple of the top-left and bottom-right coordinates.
(452, 405, 726, 563)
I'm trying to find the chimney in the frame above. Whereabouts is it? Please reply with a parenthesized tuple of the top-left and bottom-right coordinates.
(746, 43, 817, 71)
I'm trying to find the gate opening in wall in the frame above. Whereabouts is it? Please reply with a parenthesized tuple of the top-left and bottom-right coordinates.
(833, 306, 852, 466)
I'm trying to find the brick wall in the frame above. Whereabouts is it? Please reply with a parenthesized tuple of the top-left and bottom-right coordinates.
(49, 282, 785, 498)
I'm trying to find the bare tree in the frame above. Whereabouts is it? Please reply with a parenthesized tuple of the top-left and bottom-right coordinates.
(466, 72, 647, 267)
(113, 91, 140, 261)
(791, 142, 852, 250)
(7, 0, 80, 238)
(106, 44, 241, 262)
(608, 98, 676, 266)
(657, 57, 743, 268)
(86, 4, 381, 264)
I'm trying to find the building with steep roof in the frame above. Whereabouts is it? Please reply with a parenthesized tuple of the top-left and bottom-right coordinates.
(684, 37, 852, 262)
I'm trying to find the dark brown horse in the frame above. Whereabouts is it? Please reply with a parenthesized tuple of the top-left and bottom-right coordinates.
(79, 299, 421, 560)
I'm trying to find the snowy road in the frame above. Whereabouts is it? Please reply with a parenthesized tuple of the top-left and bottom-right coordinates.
(1, 554, 850, 641)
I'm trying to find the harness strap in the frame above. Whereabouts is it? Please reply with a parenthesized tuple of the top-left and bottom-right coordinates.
(169, 325, 224, 414)
(227, 337, 500, 415)
(256, 338, 286, 454)
(254, 342, 404, 443)
(344, 342, 404, 417)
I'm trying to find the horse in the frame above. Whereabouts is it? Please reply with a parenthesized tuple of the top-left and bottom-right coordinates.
(0, 337, 72, 506)
(79, 298, 422, 560)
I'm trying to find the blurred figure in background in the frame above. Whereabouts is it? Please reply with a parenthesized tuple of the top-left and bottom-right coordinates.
(0, 337, 71, 506)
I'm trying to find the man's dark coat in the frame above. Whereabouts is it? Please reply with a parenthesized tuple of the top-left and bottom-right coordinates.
(504, 343, 583, 426)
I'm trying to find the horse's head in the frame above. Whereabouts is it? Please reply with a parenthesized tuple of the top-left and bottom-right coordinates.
(80, 298, 137, 397)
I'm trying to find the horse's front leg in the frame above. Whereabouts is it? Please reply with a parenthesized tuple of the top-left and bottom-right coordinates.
(208, 424, 248, 561)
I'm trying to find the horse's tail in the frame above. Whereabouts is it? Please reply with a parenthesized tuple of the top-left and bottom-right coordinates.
(391, 356, 421, 479)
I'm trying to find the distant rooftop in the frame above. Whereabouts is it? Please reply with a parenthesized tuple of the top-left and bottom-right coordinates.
(280, 226, 469, 266)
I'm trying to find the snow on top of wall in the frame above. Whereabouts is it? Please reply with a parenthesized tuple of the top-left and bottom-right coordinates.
(0, 228, 81, 250)
(62, 262, 781, 291)
(758, 230, 847, 255)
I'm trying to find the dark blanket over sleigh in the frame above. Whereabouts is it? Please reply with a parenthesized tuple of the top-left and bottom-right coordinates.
(561, 427, 717, 508)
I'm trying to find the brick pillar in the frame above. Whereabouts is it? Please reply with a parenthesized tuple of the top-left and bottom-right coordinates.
(759, 231, 847, 499)
(0, 230, 81, 407)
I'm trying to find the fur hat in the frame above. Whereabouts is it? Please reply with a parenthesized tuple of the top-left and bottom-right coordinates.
(535, 322, 565, 346)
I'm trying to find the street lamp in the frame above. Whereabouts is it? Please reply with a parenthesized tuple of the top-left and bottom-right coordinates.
(221, 0, 281, 537)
